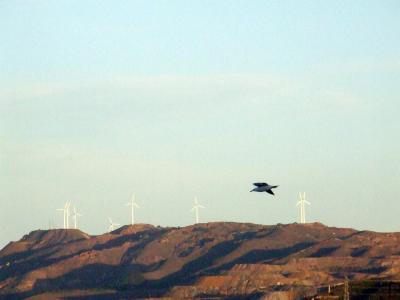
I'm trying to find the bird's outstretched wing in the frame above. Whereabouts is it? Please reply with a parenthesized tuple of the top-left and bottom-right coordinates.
(266, 189, 275, 195)
(253, 182, 267, 187)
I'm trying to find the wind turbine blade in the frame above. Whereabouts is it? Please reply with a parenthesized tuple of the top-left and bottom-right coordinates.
(108, 217, 112, 224)
(198, 205, 205, 209)
(134, 203, 140, 208)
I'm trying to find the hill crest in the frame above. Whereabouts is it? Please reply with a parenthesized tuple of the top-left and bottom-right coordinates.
(1, 222, 399, 299)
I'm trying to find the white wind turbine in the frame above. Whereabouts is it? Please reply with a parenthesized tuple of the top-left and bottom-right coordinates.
(72, 205, 83, 229)
(56, 205, 66, 229)
(108, 217, 120, 232)
(296, 192, 310, 224)
(191, 197, 204, 224)
(65, 201, 71, 229)
(126, 194, 140, 225)
(57, 201, 71, 229)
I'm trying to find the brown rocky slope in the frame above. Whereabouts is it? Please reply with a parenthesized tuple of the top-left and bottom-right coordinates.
(1, 222, 400, 299)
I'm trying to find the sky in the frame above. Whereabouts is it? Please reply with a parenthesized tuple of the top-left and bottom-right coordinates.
(0, 1, 399, 248)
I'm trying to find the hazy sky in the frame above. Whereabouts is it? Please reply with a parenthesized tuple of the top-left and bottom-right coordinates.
(1, 1, 399, 248)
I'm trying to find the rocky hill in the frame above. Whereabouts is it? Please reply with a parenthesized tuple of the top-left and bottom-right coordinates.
(1, 222, 400, 299)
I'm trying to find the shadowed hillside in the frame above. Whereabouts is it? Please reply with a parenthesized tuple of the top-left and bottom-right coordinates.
(1, 222, 400, 299)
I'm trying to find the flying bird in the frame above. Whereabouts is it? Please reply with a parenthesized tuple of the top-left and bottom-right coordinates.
(250, 182, 278, 195)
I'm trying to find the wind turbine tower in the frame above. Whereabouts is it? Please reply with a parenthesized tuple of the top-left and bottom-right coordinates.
(72, 205, 83, 229)
(56, 205, 66, 229)
(191, 197, 204, 224)
(65, 201, 71, 229)
(296, 192, 310, 224)
(126, 194, 140, 225)
(57, 201, 71, 229)
(108, 217, 120, 232)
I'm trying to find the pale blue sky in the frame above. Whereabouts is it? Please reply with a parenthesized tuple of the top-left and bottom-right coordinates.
(1, 1, 399, 248)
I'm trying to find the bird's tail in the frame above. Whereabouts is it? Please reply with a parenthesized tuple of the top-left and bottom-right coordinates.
(271, 185, 278, 189)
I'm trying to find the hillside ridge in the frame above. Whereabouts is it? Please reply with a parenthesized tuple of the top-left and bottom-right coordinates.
(1, 222, 399, 299)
